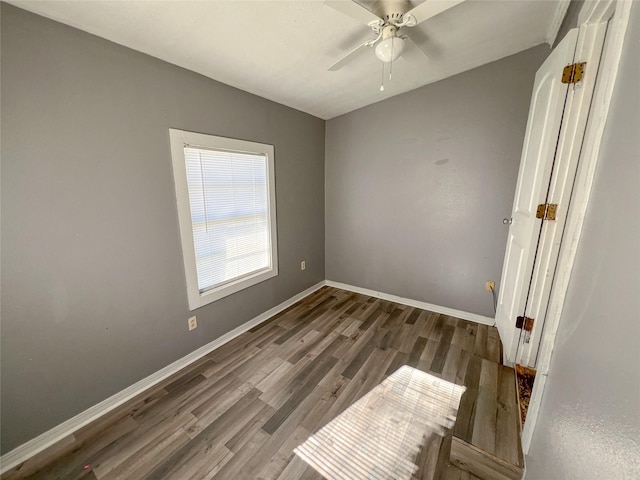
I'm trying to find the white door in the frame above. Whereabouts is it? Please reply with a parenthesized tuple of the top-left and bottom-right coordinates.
(515, 22, 608, 367)
(495, 30, 579, 364)
(496, 23, 608, 366)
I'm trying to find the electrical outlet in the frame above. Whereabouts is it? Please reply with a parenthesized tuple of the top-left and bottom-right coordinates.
(188, 316, 197, 331)
(301, 260, 306, 271)
(485, 281, 495, 292)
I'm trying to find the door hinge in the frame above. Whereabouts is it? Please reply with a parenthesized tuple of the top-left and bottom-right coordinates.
(536, 203, 557, 220)
(562, 62, 586, 84)
(516, 316, 535, 331)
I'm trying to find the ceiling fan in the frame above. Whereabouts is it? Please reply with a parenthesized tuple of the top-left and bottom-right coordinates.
(325, 0, 465, 71)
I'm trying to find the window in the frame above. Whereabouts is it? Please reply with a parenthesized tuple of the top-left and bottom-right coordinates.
(169, 129, 278, 310)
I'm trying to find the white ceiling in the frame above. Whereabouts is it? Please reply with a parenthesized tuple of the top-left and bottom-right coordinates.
(9, 1, 565, 119)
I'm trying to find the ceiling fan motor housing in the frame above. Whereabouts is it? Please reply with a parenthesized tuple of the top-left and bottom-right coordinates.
(383, 11, 405, 25)
(381, 24, 398, 39)
(373, 0, 411, 23)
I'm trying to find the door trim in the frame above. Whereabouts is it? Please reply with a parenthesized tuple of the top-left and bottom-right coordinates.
(546, 0, 572, 46)
(522, 0, 633, 454)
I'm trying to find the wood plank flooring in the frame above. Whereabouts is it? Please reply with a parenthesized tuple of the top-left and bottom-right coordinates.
(3, 287, 522, 480)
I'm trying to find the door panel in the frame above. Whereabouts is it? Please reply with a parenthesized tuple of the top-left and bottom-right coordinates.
(517, 22, 608, 366)
(495, 30, 578, 363)
(500, 235, 526, 333)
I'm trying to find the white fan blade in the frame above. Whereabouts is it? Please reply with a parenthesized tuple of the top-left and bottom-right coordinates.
(328, 39, 372, 71)
(324, 0, 382, 26)
(405, 0, 465, 25)
(404, 33, 430, 60)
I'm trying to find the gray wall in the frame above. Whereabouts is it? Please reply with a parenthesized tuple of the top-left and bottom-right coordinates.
(325, 45, 549, 317)
(0, 4, 325, 453)
(526, 4, 640, 479)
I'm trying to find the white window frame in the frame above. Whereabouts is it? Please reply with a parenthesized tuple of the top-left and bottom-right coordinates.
(169, 129, 278, 310)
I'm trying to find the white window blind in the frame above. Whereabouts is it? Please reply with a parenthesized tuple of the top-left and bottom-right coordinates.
(184, 146, 272, 293)
(169, 129, 277, 310)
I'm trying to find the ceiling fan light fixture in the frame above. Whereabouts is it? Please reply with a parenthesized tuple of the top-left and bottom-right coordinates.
(374, 36, 405, 63)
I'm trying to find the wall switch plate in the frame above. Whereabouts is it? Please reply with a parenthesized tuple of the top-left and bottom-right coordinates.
(485, 281, 495, 292)
(301, 261, 306, 271)
(188, 316, 197, 331)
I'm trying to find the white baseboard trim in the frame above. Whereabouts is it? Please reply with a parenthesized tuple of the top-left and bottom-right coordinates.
(0, 281, 325, 474)
(325, 280, 495, 326)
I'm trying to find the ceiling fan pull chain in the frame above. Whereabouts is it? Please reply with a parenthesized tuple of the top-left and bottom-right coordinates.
(380, 62, 385, 92)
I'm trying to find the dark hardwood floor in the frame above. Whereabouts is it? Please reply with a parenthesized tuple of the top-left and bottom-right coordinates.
(4, 286, 522, 480)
